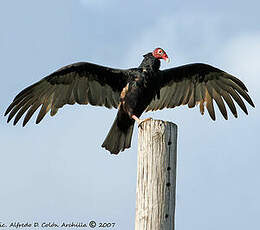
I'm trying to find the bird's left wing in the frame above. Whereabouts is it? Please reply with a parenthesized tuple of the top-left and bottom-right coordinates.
(146, 63, 254, 120)
(5, 62, 129, 126)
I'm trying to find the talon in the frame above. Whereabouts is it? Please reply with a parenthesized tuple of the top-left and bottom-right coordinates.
(138, 122, 144, 129)
(131, 115, 152, 129)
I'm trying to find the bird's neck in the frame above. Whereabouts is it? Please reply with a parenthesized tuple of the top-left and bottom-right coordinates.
(139, 53, 161, 71)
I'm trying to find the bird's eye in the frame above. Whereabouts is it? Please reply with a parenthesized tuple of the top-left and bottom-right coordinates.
(158, 49, 163, 54)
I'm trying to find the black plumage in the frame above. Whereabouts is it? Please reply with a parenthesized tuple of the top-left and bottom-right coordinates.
(5, 48, 254, 154)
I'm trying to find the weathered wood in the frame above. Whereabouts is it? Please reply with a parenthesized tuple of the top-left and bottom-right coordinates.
(135, 119, 178, 230)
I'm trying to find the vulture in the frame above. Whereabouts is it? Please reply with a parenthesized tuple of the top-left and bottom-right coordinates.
(5, 48, 254, 154)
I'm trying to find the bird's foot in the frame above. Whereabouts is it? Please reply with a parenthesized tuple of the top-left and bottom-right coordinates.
(131, 115, 152, 129)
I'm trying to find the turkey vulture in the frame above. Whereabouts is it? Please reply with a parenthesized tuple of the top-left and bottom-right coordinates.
(5, 48, 254, 154)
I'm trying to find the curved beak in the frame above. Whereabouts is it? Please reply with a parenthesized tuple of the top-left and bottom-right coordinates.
(165, 57, 170, 63)
(162, 54, 170, 63)
(163, 56, 170, 63)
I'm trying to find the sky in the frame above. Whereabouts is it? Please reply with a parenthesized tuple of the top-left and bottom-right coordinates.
(0, 0, 259, 229)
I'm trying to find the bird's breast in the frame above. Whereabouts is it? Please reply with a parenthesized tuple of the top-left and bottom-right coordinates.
(119, 75, 156, 117)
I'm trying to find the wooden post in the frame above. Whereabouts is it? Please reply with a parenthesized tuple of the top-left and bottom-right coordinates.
(135, 119, 178, 230)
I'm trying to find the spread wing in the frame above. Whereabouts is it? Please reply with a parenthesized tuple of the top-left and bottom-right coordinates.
(5, 62, 129, 126)
(146, 63, 254, 120)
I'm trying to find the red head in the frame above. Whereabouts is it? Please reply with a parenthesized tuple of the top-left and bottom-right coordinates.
(152, 48, 170, 63)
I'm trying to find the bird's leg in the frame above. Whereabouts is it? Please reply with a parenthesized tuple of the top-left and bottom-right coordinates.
(131, 115, 141, 123)
(131, 115, 152, 129)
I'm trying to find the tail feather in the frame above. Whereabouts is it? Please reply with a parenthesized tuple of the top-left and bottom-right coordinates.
(102, 115, 134, 154)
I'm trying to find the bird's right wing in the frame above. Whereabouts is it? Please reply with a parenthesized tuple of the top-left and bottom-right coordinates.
(5, 62, 129, 126)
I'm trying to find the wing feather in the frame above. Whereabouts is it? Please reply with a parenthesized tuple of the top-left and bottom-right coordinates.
(13, 97, 37, 125)
(36, 87, 56, 124)
(188, 85, 196, 108)
(205, 87, 216, 120)
(72, 77, 80, 104)
(196, 83, 206, 115)
(170, 81, 187, 107)
(7, 97, 30, 123)
(23, 101, 42, 126)
(157, 86, 170, 109)
(161, 86, 173, 108)
(182, 81, 192, 105)
(206, 83, 227, 119)
(164, 84, 177, 108)
(199, 100, 205, 115)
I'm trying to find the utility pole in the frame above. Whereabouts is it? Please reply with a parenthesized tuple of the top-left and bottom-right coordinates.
(135, 119, 177, 230)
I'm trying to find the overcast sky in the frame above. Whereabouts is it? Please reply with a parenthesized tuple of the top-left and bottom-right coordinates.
(1, 0, 259, 229)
